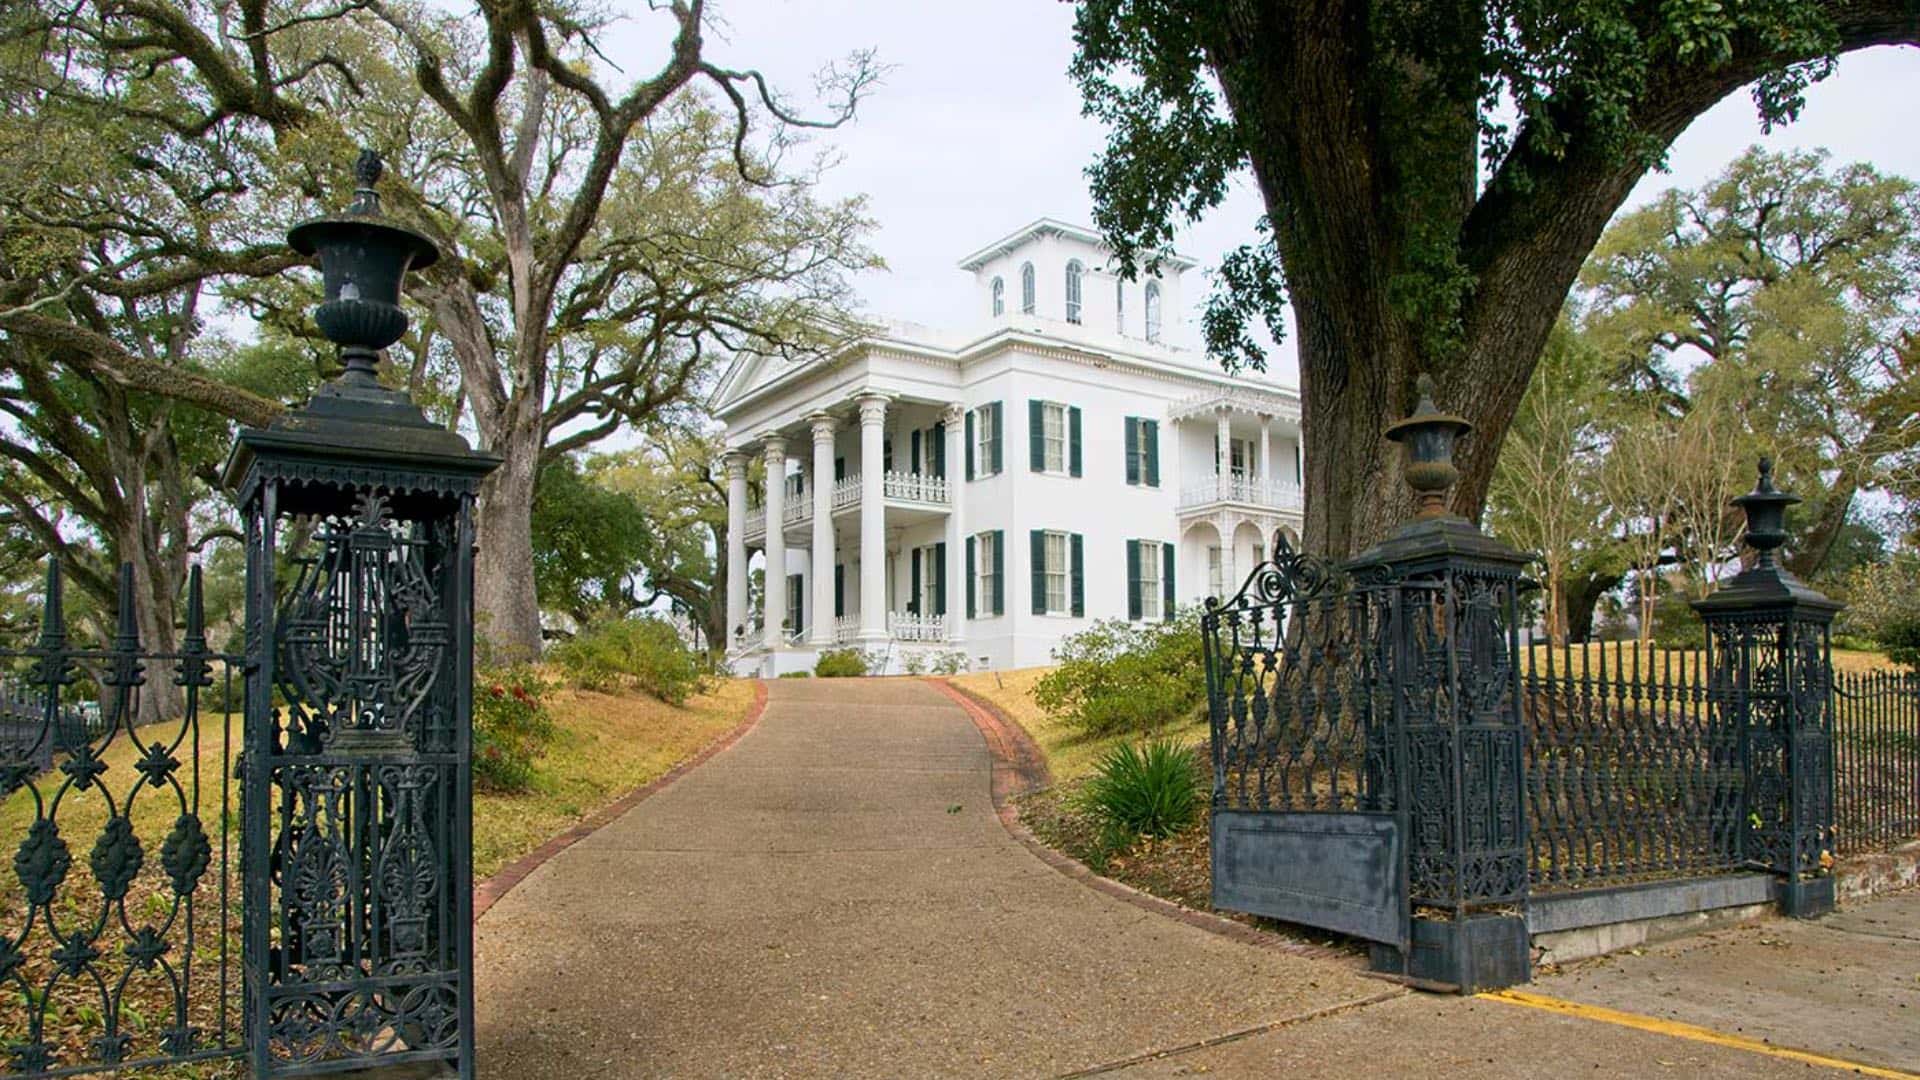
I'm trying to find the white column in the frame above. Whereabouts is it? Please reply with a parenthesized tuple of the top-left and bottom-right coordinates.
(724, 451, 748, 647)
(809, 414, 836, 646)
(762, 437, 787, 646)
(1215, 407, 1232, 499)
(857, 394, 889, 642)
(1259, 413, 1273, 496)
(943, 402, 967, 645)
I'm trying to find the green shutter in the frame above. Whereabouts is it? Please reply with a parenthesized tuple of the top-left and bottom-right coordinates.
(1029, 400, 1045, 472)
(1070, 533, 1085, 617)
(911, 429, 922, 475)
(910, 548, 921, 615)
(1068, 406, 1082, 477)
(934, 542, 947, 617)
(965, 409, 975, 481)
(834, 563, 845, 618)
(966, 537, 977, 619)
(788, 573, 803, 634)
(1162, 542, 1176, 622)
(834, 456, 846, 482)
(1124, 418, 1139, 485)
(1144, 420, 1160, 487)
(932, 421, 946, 478)
(990, 402, 1004, 474)
(1030, 530, 1046, 614)
(992, 529, 1006, 615)
(1126, 539, 1142, 620)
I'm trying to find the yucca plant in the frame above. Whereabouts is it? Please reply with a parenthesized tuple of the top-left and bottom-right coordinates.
(1080, 739, 1201, 840)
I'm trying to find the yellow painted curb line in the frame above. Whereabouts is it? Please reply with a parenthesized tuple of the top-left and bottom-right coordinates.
(1478, 990, 1919, 1078)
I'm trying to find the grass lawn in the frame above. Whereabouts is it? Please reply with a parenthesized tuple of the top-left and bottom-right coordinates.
(0, 675, 758, 1074)
(946, 667, 1207, 784)
(473, 677, 758, 878)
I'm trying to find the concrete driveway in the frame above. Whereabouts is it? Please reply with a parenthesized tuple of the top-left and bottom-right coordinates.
(475, 677, 1920, 1078)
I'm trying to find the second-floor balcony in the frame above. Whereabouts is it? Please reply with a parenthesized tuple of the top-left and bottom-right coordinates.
(743, 470, 953, 542)
(1179, 474, 1304, 514)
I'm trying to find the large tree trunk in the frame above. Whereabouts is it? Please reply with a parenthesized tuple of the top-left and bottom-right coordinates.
(474, 424, 544, 661)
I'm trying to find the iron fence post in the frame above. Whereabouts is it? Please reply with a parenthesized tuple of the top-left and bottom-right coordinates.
(1353, 376, 1532, 992)
(223, 150, 502, 1077)
(1692, 459, 1842, 918)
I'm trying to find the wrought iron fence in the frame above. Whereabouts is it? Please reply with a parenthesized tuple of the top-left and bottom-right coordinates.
(1521, 640, 1745, 891)
(1832, 670, 1920, 855)
(0, 563, 244, 1076)
(1204, 547, 1396, 815)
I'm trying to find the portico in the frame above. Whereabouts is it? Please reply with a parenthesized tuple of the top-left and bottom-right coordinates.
(726, 390, 970, 673)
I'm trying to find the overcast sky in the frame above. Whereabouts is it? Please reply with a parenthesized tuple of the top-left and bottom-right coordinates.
(608, 3, 1920, 386)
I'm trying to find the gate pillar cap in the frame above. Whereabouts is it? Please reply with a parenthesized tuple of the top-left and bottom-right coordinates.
(222, 150, 501, 510)
(1691, 459, 1841, 622)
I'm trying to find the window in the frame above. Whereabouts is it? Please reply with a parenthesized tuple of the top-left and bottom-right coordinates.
(1208, 546, 1223, 598)
(1040, 402, 1067, 473)
(916, 544, 941, 615)
(1138, 541, 1163, 621)
(1042, 531, 1069, 615)
(973, 404, 998, 477)
(1214, 436, 1255, 478)
(975, 532, 1000, 616)
(1020, 262, 1036, 314)
(1116, 278, 1126, 335)
(1124, 417, 1159, 487)
(991, 276, 1004, 316)
(1145, 280, 1162, 342)
(1065, 260, 1083, 324)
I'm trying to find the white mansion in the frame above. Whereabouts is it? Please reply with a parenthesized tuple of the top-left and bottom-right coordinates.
(714, 219, 1305, 675)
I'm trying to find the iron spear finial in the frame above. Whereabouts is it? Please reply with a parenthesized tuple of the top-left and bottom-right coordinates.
(350, 148, 383, 215)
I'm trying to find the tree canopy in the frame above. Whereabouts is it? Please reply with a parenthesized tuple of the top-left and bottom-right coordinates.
(1072, 0, 1919, 558)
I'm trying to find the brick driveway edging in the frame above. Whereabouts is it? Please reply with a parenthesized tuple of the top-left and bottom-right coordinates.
(472, 679, 770, 921)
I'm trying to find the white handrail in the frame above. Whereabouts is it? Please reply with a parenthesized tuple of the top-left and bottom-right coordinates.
(744, 508, 766, 536)
(1178, 476, 1304, 512)
(832, 474, 862, 511)
(888, 611, 946, 642)
(883, 470, 949, 505)
(783, 498, 810, 526)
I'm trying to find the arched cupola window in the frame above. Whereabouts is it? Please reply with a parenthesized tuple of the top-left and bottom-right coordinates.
(1065, 260, 1084, 325)
(991, 276, 1004, 317)
(1020, 262, 1036, 314)
(1144, 280, 1162, 342)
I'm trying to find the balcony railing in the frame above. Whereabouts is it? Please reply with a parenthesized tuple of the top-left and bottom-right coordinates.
(744, 508, 766, 538)
(833, 614, 860, 643)
(888, 611, 946, 642)
(1179, 475, 1305, 512)
(883, 470, 949, 504)
(832, 475, 862, 511)
(783, 498, 809, 527)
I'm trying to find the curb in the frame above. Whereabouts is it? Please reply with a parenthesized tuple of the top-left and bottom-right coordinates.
(928, 678, 1353, 963)
(472, 679, 770, 921)
(1837, 840, 1920, 902)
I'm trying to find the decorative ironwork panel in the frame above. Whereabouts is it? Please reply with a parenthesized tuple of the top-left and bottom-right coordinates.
(1203, 539, 1397, 815)
(1397, 571, 1529, 911)
(1832, 671, 1920, 855)
(246, 484, 472, 1077)
(0, 562, 243, 1078)
(1522, 639, 1744, 891)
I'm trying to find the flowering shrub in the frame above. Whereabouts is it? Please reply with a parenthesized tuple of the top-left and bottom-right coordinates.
(473, 665, 555, 793)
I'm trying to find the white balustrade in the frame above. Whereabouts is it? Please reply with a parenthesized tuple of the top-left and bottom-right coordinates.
(783, 498, 810, 526)
(883, 470, 949, 505)
(1178, 476, 1304, 512)
(833, 614, 860, 643)
(832, 474, 862, 511)
(888, 611, 946, 642)
(744, 508, 766, 537)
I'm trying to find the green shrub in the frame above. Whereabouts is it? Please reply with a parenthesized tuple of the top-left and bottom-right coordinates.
(1079, 739, 1202, 840)
(1650, 592, 1706, 650)
(474, 666, 556, 793)
(1882, 612, 1920, 669)
(777, 670, 812, 679)
(814, 648, 868, 678)
(1033, 612, 1204, 737)
(930, 650, 969, 675)
(550, 616, 707, 705)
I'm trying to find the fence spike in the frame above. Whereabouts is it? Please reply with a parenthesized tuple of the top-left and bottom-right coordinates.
(114, 561, 140, 652)
(184, 564, 207, 651)
(37, 557, 65, 651)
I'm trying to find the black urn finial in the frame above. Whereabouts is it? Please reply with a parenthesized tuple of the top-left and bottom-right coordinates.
(287, 149, 438, 387)
(1384, 373, 1474, 520)
(1732, 456, 1800, 568)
